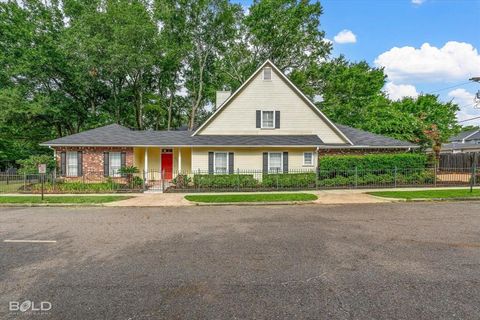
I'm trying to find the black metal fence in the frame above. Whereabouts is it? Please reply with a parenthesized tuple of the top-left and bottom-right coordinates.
(0, 165, 478, 194)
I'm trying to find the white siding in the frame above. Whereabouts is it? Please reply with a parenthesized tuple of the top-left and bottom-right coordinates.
(191, 147, 317, 172)
(197, 67, 346, 144)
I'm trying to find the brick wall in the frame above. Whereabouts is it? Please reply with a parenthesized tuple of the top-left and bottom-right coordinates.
(53, 146, 133, 181)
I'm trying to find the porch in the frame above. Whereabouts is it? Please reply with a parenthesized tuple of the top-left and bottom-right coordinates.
(133, 147, 191, 190)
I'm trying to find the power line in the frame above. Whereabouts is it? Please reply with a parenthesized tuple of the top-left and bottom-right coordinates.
(426, 81, 472, 94)
(459, 115, 480, 123)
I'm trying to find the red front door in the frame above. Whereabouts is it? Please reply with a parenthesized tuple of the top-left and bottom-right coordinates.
(161, 153, 173, 180)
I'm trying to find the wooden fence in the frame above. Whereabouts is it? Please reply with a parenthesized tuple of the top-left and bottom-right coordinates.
(439, 153, 480, 169)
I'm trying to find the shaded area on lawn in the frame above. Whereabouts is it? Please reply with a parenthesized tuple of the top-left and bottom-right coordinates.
(185, 193, 318, 203)
(0, 195, 132, 204)
(369, 189, 480, 200)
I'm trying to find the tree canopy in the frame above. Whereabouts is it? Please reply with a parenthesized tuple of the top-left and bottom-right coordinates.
(0, 0, 461, 168)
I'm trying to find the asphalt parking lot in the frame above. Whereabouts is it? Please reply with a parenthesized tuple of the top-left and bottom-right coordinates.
(1, 202, 480, 319)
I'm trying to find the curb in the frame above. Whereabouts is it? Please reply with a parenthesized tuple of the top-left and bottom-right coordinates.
(0, 203, 106, 207)
(368, 195, 480, 202)
(189, 200, 317, 206)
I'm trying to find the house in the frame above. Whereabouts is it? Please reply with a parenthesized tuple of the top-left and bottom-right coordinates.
(41, 60, 416, 188)
(440, 128, 480, 154)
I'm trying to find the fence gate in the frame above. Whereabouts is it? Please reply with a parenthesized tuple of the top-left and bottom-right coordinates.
(143, 170, 170, 192)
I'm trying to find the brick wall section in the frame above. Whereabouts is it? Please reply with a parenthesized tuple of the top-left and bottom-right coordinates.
(53, 146, 133, 181)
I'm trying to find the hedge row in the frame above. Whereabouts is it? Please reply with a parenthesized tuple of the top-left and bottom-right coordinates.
(319, 153, 428, 172)
(190, 170, 434, 189)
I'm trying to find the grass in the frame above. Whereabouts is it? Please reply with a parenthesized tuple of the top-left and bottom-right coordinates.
(369, 189, 480, 200)
(0, 182, 25, 193)
(185, 193, 318, 203)
(0, 195, 131, 204)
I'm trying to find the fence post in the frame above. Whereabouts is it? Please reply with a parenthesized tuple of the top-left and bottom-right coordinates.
(142, 170, 146, 191)
(315, 166, 319, 190)
(394, 166, 397, 188)
(471, 153, 477, 193)
(433, 162, 437, 187)
(276, 168, 279, 190)
(237, 168, 240, 191)
(354, 166, 358, 188)
(23, 172, 26, 191)
(162, 169, 165, 192)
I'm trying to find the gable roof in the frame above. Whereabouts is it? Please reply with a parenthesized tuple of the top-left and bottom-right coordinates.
(192, 60, 353, 145)
(449, 129, 480, 142)
(41, 123, 415, 148)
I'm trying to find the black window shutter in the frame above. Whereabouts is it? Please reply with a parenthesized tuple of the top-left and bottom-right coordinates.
(275, 111, 280, 128)
(103, 152, 109, 177)
(256, 110, 261, 128)
(283, 152, 288, 173)
(60, 152, 66, 176)
(228, 152, 234, 174)
(208, 152, 214, 174)
(120, 152, 126, 177)
(77, 151, 83, 176)
(263, 152, 268, 173)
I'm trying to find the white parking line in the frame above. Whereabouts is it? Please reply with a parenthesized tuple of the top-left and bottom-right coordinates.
(3, 240, 57, 243)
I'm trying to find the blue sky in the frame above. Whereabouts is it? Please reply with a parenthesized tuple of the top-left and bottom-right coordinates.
(238, 0, 480, 125)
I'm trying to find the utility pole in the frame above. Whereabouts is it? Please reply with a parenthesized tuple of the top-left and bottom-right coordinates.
(470, 77, 480, 108)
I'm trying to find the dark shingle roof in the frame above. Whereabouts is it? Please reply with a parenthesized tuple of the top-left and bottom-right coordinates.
(41, 123, 416, 148)
(449, 129, 480, 142)
(441, 142, 480, 151)
(41, 124, 322, 146)
(334, 124, 416, 147)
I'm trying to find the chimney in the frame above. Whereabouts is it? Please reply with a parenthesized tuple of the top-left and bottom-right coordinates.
(216, 90, 231, 109)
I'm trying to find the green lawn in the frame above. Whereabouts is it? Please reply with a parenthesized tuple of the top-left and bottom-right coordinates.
(369, 189, 480, 200)
(185, 193, 318, 203)
(0, 182, 25, 193)
(0, 195, 131, 204)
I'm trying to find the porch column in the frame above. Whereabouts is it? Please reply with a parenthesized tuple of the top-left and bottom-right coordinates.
(178, 148, 182, 173)
(144, 148, 148, 173)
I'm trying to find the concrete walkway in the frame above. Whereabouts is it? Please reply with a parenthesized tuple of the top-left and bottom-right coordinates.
(105, 189, 397, 207)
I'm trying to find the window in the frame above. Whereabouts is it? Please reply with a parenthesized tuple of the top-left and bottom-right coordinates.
(303, 152, 313, 166)
(109, 152, 121, 177)
(263, 67, 272, 80)
(66, 152, 78, 177)
(262, 111, 275, 128)
(214, 152, 228, 174)
(268, 152, 282, 173)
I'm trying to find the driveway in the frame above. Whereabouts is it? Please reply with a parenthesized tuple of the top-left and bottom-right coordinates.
(1, 203, 479, 319)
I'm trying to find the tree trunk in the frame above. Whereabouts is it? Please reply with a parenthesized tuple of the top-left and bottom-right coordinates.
(167, 91, 173, 131)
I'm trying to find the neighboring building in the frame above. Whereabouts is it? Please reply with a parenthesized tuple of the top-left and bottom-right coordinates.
(440, 128, 480, 154)
(41, 60, 416, 185)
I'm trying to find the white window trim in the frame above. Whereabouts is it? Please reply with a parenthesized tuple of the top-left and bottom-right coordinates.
(213, 152, 229, 174)
(262, 67, 272, 81)
(261, 110, 276, 129)
(268, 152, 283, 173)
(109, 152, 122, 177)
(303, 152, 314, 166)
(66, 151, 78, 177)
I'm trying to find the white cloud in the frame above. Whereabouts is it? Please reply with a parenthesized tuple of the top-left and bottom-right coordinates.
(374, 41, 480, 83)
(448, 88, 475, 107)
(384, 82, 419, 100)
(448, 89, 480, 124)
(411, 0, 426, 5)
(333, 30, 357, 44)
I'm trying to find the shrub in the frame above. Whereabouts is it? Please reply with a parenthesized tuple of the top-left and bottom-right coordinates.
(319, 153, 428, 172)
(17, 155, 56, 174)
(172, 174, 192, 188)
(262, 173, 316, 188)
(193, 174, 258, 188)
(28, 181, 124, 193)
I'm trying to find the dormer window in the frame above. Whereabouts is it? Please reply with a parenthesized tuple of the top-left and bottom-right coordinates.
(263, 67, 272, 80)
